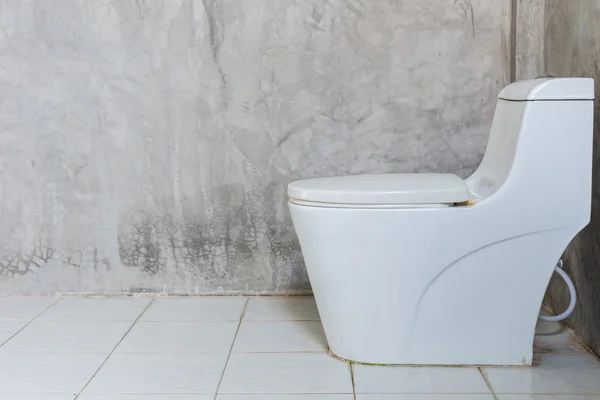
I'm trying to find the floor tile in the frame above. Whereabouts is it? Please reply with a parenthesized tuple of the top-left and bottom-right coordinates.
(140, 297, 247, 322)
(218, 396, 353, 399)
(0, 321, 28, 344)
(84, 353, 227, 394)
(0, 353, 105, 393)
(497, 396, 600, 399)
(534, 320, 586, 354)
(37, 298, 151, 322)
(233, 321, 326, 353)
(483, 354, 600, 394)
(0, 298, 56, 321)
(534, 332, 587, 354)
(356, 396, 495, 400)
(115, 321, 238, 353)
(79, 396, 214, 399)
(219, 353, 352, 393)
(353, 365, 491, 394)
(1, 321, 130, 353)
(535, 320, 565, 335)
(244, 297, 320, 321)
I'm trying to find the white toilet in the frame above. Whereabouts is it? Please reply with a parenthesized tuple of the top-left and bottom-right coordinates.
(287, 77, 595, 366)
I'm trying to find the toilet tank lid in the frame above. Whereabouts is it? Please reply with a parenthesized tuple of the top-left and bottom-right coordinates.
(498, 78, 594, 101)
(287, 173, 471, 205)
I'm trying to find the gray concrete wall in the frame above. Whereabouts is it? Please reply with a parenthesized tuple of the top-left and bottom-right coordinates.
(0, 0, 509, 295)
(515, 0, 545, 80)
(542, 0, 600, 357)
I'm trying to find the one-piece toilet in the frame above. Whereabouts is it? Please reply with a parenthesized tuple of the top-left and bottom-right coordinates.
(287, 77, 595, 366)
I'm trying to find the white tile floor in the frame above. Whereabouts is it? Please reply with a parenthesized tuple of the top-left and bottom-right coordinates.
(0, 297, 599, 399)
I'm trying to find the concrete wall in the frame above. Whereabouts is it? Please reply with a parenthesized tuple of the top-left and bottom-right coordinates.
(0, 0, 509, 295)
(515, 0, 545, 80)
(541, 0, 600, 356)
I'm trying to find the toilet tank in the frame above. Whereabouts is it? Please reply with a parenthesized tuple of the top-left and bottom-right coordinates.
(467, 78, 594, 219)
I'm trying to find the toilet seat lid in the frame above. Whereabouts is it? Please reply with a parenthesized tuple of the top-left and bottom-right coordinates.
(287, 173, 471, 205)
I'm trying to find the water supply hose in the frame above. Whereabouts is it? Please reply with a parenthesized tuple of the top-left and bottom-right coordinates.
(538, 259, 577, 322)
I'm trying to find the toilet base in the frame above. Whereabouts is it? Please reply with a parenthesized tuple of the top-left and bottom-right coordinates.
(327, 348, 534, 368)
(289, 203, 585, 366)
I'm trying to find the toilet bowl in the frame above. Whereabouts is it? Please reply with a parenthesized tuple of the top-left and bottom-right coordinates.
(287, 78, 595, 366)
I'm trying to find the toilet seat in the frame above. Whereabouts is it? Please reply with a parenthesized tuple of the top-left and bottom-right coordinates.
(287, 173, 471, 207)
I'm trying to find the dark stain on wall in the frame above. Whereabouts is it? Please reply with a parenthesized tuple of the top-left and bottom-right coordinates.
(0, 244, 91, 277)
(117, 182, 309, 292)
(0, 244, 54, 277)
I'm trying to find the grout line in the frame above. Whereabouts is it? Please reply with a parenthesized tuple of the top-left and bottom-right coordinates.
(510, 0, 518, 82)
(74, 297, 156, 399)
(350, 363, 357, 400)
(0, 296, 63, 348)
(137, 319, 321, 323)
(107, 350, 328, 355)
(478, 367, 499, 400)
(213, 297, 250, 400)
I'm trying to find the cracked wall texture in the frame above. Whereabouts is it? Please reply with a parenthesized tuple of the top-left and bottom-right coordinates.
(541, 0, 600, 357)
(0, 0, 508, 294)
